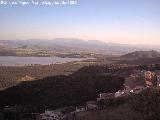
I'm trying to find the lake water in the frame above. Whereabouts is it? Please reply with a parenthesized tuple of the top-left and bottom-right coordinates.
(0, 56, 88, 66)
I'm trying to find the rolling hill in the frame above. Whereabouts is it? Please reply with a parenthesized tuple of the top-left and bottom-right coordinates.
(121, 50, 160, 59)
(118, 50, 160, 65)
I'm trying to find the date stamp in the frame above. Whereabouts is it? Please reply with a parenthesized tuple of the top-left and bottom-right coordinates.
(0, 0, 77, 6)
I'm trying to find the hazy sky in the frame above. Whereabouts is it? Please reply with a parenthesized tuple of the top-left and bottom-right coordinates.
(0, 0, 160, 45)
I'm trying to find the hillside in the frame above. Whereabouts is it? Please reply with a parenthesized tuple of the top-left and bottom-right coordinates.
(117, 57, 160, 65)
(0, 61, 94, 90)
(117, 50, 160, 65)
(1, 63, 160, 110)
(121, 50, 160, 59)
(0, 66, 125, 110)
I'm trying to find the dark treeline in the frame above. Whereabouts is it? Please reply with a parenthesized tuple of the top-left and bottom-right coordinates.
(0, 66, 125, 112)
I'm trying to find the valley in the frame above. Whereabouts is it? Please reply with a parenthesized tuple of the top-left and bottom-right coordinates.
(1, 41, 160, 120)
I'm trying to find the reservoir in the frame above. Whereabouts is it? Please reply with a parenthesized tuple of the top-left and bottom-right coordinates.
(0, 56, 89, 66)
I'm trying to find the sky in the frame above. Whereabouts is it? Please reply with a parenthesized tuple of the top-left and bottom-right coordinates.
(0, 0, 160, 45)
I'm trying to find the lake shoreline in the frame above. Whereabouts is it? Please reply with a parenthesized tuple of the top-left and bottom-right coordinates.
(0, 56, 92, 66)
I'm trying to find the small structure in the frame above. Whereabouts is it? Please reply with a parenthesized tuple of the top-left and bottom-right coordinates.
(41, 110, 62, 120)
(97, 92, 114, 101)
(114, 90, 125, 98)
(41, 106, 75, 120)
(129, 86, 145, 94)
(75, 106, 86, 113)
(114, 85, 145, 97)
(86, 101, 98, 110)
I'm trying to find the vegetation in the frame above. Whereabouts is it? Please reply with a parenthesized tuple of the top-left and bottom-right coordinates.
(0, 66, 125, 110)
(0, 61, 96, 90)
(0, 61, 137, 90)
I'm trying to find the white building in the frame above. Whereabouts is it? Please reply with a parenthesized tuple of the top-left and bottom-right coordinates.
(41, 106, 75, 120)
(114, 90, 125, 98)
(75, 106, 86, 113)
(41, 110, 62, 120)
(129, 86, 145, 94)
(97, 93, 114, 101)
(86, 101, 98, 110)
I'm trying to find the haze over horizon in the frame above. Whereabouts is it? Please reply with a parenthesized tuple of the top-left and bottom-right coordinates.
(1, 0, 160, 45)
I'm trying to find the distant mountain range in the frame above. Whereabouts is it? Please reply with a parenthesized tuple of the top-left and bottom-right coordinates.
(1, 39, 159, 55)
